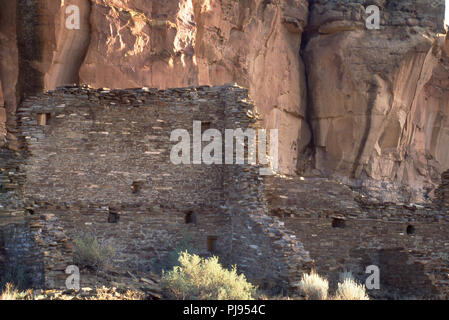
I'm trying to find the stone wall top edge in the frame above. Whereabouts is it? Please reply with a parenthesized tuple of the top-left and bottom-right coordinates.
(42, 83, 247, 96)
(17, 83, 253, 112)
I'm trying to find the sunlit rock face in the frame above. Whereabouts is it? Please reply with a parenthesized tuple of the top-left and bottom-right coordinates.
(303, 0, 449, 201)
(80, 0, 310, 175)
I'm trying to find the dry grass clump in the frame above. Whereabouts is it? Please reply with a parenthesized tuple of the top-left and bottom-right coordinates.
(161, 251, 257, 300)
(0, 284, 145, 300)
(334, 277, 370, 300)
(88, 286, 145, 300)
(0, 283, 33, 300)
(298, 270, 370, 300)
(298, 270, 329, 300)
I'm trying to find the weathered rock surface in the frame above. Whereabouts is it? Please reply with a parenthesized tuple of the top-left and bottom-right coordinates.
(1, 0, 449, 200)
(303, 0, 449, 201)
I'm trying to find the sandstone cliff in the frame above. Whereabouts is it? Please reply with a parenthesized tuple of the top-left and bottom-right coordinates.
(304, 0, 449, 202)
(1, 0, 448, 201)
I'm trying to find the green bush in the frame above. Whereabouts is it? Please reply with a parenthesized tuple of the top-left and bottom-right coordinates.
(161, 252, 257, 300)
(73, 232, 115, 270)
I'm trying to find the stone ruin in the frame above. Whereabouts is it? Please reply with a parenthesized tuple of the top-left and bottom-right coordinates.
(265, 173, 449, 299)
(1, 83, 449, 299)
(0, 84, 311, 293)
(435, 170, 449, 211)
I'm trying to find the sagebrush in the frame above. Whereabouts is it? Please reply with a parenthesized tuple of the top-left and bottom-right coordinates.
(298, 270, 370, 300)
(161, 251, 257, 300)
(334, 277, 370, 300)
(73, 232, 115, 270)
(298, 270, 329, 300)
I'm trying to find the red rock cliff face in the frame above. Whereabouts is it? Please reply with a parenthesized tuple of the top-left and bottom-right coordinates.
(0, 0, 448, 201)
(304, 0, 448, 201)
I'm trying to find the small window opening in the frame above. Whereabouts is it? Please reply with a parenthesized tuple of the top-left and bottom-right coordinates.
(131, 181, 143, 194)
(406, 225, 415, 235)
(207, 236, 218, 253)
(37, 113, 51, 126)
(26, 208, 35, 215)
(185, 211, 196, 224)
(332, 217, 346, 229)
(108, 208, 120, 223)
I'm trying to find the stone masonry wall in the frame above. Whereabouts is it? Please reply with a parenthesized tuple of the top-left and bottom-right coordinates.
(266, 175, 449, 299)
(6, 84, 311, 292)
(0, 149, 25, 209)
(17, 84, 230, 289)
(435, 170, 449, 210)
(221, 87, 312, 293)
(19, 85, 225, 208)
(284, 213, 449, 299)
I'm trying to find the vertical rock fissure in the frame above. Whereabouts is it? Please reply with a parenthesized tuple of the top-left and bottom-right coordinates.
(297, 22, 315, 174)
(352, 82, 378, 178)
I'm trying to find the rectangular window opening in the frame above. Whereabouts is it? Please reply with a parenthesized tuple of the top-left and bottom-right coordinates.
(37, 113, 51, 126)
(206, 236, 218, 253)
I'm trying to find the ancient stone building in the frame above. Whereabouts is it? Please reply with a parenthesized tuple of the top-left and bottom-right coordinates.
(1, 0, 449, 300)
(266, 174, 449, 299)
(1, 83, 449, 299)
(0, 84, 311, 292)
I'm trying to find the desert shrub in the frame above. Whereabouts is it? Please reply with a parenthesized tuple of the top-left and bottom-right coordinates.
(73, 232, 115, 270)
(298, 270, 329, 300)
(334, 277, 369, 300)
(0, 283, 33, 300)
(161, 251, 256, 300)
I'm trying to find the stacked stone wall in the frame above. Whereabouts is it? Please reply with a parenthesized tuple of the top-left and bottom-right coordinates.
(267, 175, 449, 299)
(0, 84, 312, 292)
